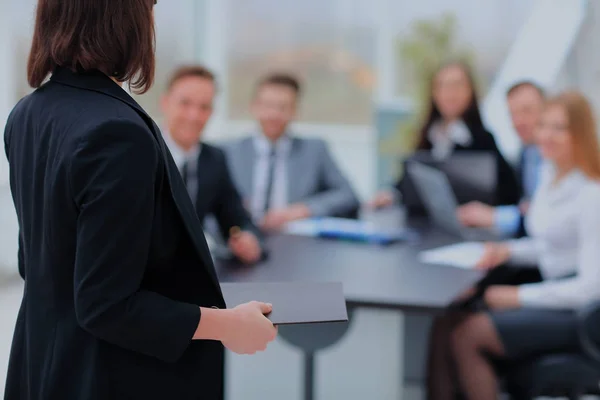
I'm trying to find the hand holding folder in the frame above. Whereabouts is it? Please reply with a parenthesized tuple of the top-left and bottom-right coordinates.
(220, 301, 278, 354)
(221, 282, 348, 325)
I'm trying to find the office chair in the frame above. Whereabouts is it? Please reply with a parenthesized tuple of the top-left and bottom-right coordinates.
(504, 300, 600, 399)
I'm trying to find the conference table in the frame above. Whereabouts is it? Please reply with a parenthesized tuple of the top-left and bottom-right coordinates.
(215, 219, 484, 400)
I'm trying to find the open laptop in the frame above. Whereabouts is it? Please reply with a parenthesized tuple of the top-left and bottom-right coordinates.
(406, 161, 499, 241)
(400, 151, 497, 210)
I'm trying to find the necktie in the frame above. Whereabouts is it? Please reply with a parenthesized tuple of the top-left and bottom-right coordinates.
(181, 160, 189, 185)
(263, 147, 277, 212)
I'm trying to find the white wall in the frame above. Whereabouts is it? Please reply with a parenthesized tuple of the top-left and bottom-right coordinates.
(0, 3, 19, 276)
(566, 0, 600, 121)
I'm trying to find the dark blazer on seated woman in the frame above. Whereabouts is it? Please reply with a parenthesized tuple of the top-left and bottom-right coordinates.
(404, 118, 520, 206)
(4, 67, 226, 399)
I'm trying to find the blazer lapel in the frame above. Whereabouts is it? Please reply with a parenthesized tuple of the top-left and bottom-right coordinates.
(50, 68, 223, 297)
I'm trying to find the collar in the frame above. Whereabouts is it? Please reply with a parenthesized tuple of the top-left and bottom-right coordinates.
(253, 133, 292, 155)
(162, 130, 201, 167)
(541, 163, 587, 194)
(50, 67, 149, 120)
(427, 120, 472, 147)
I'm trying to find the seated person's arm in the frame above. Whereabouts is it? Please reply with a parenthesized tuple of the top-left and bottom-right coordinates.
(506, 237, 539, 266)
(213, 152, 264, 264)
(298, 141, 360, 217)
(517, 186, 600, 309)
(457, 202, 522, 237)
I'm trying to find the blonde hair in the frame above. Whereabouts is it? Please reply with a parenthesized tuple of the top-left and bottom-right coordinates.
(545, 90, 600, 179)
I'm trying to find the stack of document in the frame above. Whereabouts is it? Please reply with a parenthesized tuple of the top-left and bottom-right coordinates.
(419, 242, 485, 269)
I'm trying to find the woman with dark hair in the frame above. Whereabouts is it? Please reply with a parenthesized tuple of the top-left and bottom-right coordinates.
(369, 61, 519, 208)
(4, 1, 276, 399)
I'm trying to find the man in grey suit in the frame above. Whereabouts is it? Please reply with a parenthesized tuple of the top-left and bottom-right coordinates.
(225, 73, 360, 231)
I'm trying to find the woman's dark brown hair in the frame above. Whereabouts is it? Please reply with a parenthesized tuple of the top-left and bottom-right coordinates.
(27, 0, 156, 94)
(416, 61, 484, 149)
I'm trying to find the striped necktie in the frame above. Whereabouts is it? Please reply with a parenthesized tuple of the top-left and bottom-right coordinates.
(263, 147, 277, 212)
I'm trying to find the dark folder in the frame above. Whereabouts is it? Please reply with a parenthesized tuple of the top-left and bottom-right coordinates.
(220, 282, 348, 325)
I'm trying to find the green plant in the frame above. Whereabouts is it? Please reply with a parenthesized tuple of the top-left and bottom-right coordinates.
(378, 12, 477, 178)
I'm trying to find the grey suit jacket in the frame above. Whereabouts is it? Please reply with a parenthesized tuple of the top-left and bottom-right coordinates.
(223, 136, 360, 218)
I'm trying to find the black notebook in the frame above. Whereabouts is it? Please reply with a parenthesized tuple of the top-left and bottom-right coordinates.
(220, 282, 348, 325)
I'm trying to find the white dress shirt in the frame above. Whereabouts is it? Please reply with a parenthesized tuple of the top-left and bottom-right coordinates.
(427, 120, 473, 160)
(250, 134, 292, 222)
(508, 163, 600, 309)
(162, 131, 201, 200)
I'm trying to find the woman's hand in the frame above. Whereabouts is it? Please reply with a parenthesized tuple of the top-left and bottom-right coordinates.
(484, 285, 520, 310)
(221, 302, 277, 355)
(475, 242, 511, 270)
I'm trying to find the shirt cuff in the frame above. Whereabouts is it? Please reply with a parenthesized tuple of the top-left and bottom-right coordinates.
(494, 205, 521, 237)
(517, 284, 540, 307)
(506, 237, 539, 266)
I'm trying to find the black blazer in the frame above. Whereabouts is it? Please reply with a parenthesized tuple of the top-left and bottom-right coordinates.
(397, 126, 520, 207)
(193, 143, 261, 242)
(4, 67, 226, 400)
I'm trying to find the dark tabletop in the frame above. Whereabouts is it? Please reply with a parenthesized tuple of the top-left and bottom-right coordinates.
(215, 223, 484, 312)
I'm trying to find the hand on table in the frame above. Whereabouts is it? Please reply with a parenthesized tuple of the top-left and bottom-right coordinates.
(366, 191, 396, 209)
(261, 204, 311, 231)
(457, 201, 495, 228)
(519, 200, 530, 215)
(484, 285, 520, 310)
(475, 242, 511, 270)
(453, 286, 477, 303)
(228, 229, 262, 264)
(222, 301, 277, 355)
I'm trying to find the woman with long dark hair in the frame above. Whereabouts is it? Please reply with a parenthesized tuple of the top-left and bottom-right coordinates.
(370, 61, 519, 208)
(4, 1, 276, 399)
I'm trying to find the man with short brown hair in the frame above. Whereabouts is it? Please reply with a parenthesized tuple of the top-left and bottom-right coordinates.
(161, 65, 264, 264)
(225, 73, 360, 231)
(458, 81, 545, 237)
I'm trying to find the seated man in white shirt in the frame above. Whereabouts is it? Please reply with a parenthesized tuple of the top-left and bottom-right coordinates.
(160, 65, 263, 264)
(457, 81, 545, 237)
(224, 73, 360, 231)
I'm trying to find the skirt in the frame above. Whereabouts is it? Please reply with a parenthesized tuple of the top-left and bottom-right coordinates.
(489, 307, 580, 361)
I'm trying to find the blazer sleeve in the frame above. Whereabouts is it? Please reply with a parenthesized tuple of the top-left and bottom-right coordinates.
(486, 133, 520, 205)
(17, 232, 24, 279)
(213, 149, 263, 242)
(518, 185, 600, 309)
(302, 141, 360, 218)
(5, 110, 24, 280)
(69, 119, 201, 363)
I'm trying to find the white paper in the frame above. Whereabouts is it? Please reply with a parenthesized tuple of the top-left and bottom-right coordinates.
(419, 242, 485, 269)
